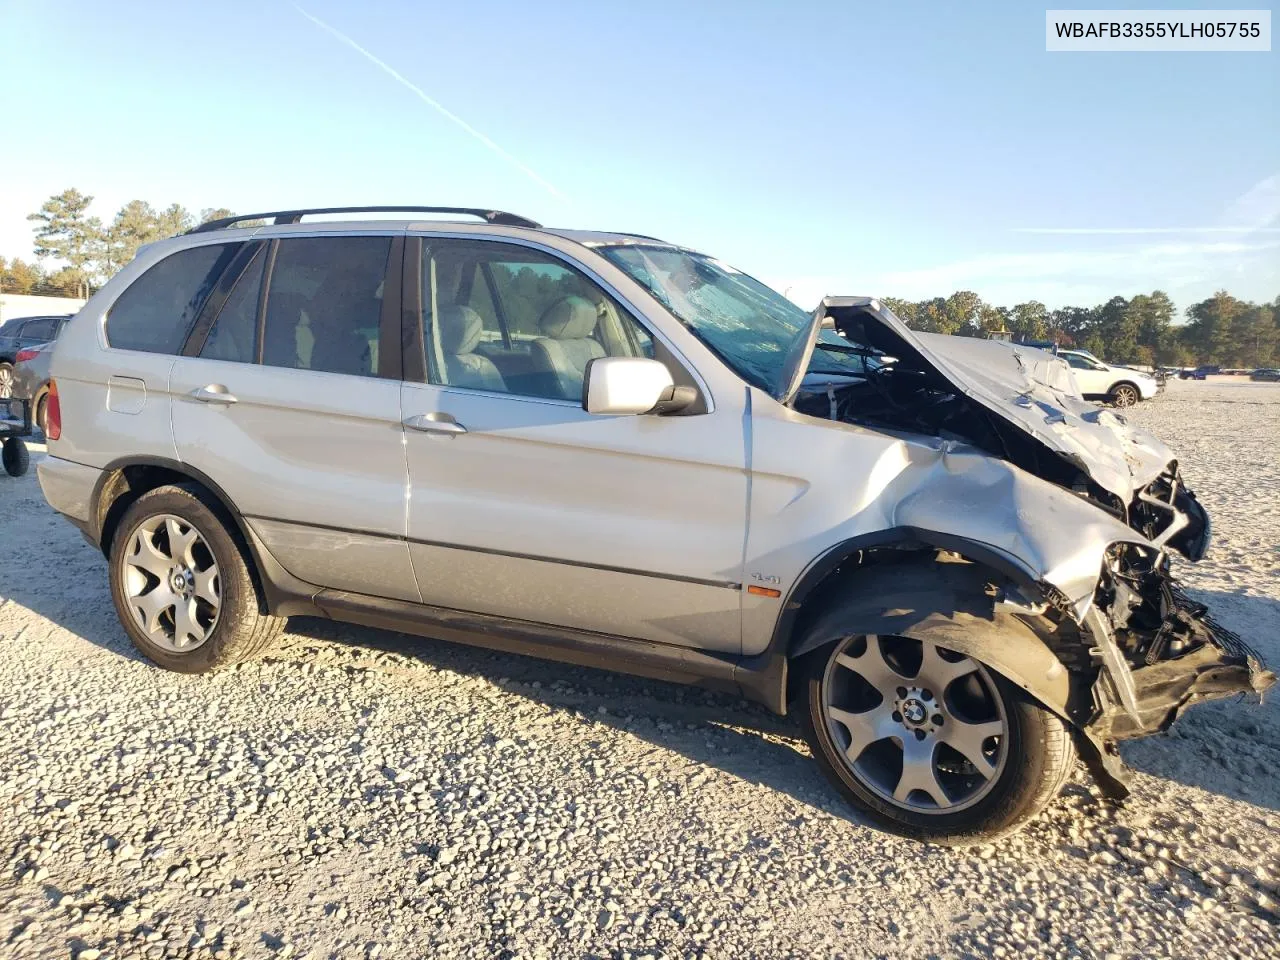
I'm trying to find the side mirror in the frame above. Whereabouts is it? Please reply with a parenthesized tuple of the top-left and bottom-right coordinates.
(582, 357, 696, 416)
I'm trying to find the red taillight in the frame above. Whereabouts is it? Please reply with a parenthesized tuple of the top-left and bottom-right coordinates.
(46, 379, 61, 441)
(15, 348, 38, 363)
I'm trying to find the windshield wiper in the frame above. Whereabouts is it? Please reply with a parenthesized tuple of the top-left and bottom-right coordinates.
(814, 340, 882, 359)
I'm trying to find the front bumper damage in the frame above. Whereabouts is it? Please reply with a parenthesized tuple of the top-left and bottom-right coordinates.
(1090, 581, 1274, 741)
(1074, 549, 1275, 798)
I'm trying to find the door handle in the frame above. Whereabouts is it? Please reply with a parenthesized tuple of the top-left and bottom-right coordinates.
(191, 384, 238, 405)
(404, 412, 467, 435)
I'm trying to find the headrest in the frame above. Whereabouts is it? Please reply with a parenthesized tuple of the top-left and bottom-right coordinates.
(538, 296, 598, 339)
(437, 304, 483, 355)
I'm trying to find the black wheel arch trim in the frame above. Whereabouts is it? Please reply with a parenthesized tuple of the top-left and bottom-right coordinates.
(766, 527, 1043, 659)
(737, 528, 1053, 717)
(88, 455, 325, 618)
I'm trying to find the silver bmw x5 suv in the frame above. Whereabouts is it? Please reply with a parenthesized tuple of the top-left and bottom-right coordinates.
(38, 205, 1273, 843)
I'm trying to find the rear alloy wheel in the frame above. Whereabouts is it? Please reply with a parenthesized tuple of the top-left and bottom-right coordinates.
(1109, 383, 1140, 407)
(120, 512, 223, 652)
(0, 362, 13, 399)
(800, 634, 1075, 843)
(109, 484, 284, 672)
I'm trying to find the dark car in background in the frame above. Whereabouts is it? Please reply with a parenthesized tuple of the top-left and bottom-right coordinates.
(0, 314, 72, 398)
(11, 340, 58, 434)
(1251, 368, 1280, 382)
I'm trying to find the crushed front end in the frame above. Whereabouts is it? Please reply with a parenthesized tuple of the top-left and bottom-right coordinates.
(1072, 467, 1275, 794)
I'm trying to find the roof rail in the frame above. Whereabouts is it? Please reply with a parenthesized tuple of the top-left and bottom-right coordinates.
(189, 206, 542, 233)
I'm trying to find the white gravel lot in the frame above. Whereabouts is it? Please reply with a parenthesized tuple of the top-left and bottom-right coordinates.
(1, 380, 1278, 960)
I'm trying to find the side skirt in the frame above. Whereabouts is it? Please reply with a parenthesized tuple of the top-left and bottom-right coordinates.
(315, 589, 784, 709)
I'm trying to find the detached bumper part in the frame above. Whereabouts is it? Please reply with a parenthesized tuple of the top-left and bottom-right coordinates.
(1090, 583, 1275, 742)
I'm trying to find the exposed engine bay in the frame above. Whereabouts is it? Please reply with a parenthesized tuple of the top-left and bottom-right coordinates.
(793, 308, 1207, 555)
(793, 300, 1274, 794)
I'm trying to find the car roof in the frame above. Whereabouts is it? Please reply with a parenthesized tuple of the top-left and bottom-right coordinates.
(173, 211, 700, 256)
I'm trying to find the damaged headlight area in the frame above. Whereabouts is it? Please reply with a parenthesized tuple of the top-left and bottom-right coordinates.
(1086, 543, 1275, 743)
(1128, 464, 1211, 562)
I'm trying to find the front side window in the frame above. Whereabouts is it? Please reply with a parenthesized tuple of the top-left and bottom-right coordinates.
(1064, 353, 1104, 371)
(261, 236, 391, 378)
(418, 240, 653, 400)
(597, 245, 864, 392)
(107, 243, 241, 354)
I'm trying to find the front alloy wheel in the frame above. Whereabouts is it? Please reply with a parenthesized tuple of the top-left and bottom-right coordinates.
(800, 634, 1076, 843)
(821, 634, 1007, 812)
(1110, 383, 1140, 407)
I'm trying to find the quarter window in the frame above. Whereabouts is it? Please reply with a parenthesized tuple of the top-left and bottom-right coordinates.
(418, 240, 654, 400)
(106, 244, 241, 354)
(261, 237, 391, 378)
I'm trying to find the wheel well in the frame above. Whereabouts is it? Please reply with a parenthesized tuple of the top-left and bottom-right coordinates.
(1109, 380, 1139, 394)
(96, 464, 197, 558)
(94, 461, 288, 619)
(778, 542, 1059, 707)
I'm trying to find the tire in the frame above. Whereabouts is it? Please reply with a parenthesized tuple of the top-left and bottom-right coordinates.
(1108, 382, 1140, 407)
(0, 361, 13, 399)
(34, 392, 48, 437)
(798, 634, 1075, 844)
(2, 437, 29, 477)
(108, 483, 285, 673)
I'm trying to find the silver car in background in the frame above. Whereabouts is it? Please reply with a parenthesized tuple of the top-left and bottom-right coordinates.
(0, 313, 71, 399)
(35, 206, 1273, 844)
(11, 339, 57, 435)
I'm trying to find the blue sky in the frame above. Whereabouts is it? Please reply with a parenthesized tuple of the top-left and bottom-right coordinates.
(1, 0, 1275, 311)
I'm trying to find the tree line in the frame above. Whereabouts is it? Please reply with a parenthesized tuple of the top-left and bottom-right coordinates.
(1, 188, 258, 300)
(883, 288, 1279, 369)
(4, 189, 1277, 367)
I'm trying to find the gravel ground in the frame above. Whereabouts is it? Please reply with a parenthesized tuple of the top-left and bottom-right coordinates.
(1, 380, 1278, 960)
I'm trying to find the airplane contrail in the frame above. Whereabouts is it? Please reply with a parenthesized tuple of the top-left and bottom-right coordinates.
(292, 4, 564, 199)
(1014, 227, 1280, 235)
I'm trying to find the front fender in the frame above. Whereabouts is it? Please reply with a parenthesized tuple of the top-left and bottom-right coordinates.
(887, 444, 1148, 615)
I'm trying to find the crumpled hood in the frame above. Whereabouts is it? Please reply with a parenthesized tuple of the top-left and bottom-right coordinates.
(792, 298, 1174, 499)
(915, 332, 1173, 497)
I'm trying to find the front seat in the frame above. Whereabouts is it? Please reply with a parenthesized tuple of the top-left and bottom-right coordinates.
(529, 295, 604, 399)
(436, 305, 506, 392)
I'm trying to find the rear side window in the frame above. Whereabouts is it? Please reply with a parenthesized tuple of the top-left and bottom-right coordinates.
(106, 244, 241, 354)
(201, 249, 266, 364)
(20, 318, 56, 342)
(261, 236, 391, 378)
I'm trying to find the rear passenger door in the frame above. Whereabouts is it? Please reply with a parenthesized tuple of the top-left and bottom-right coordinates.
(169, 232, 418, 602)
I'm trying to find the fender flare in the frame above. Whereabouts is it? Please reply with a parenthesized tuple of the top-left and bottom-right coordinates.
(737, 529, 1072, 720)
(787, 560, 1071, 720)
(768, 527, 1044, 660)
(89, 455, 322, 617)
